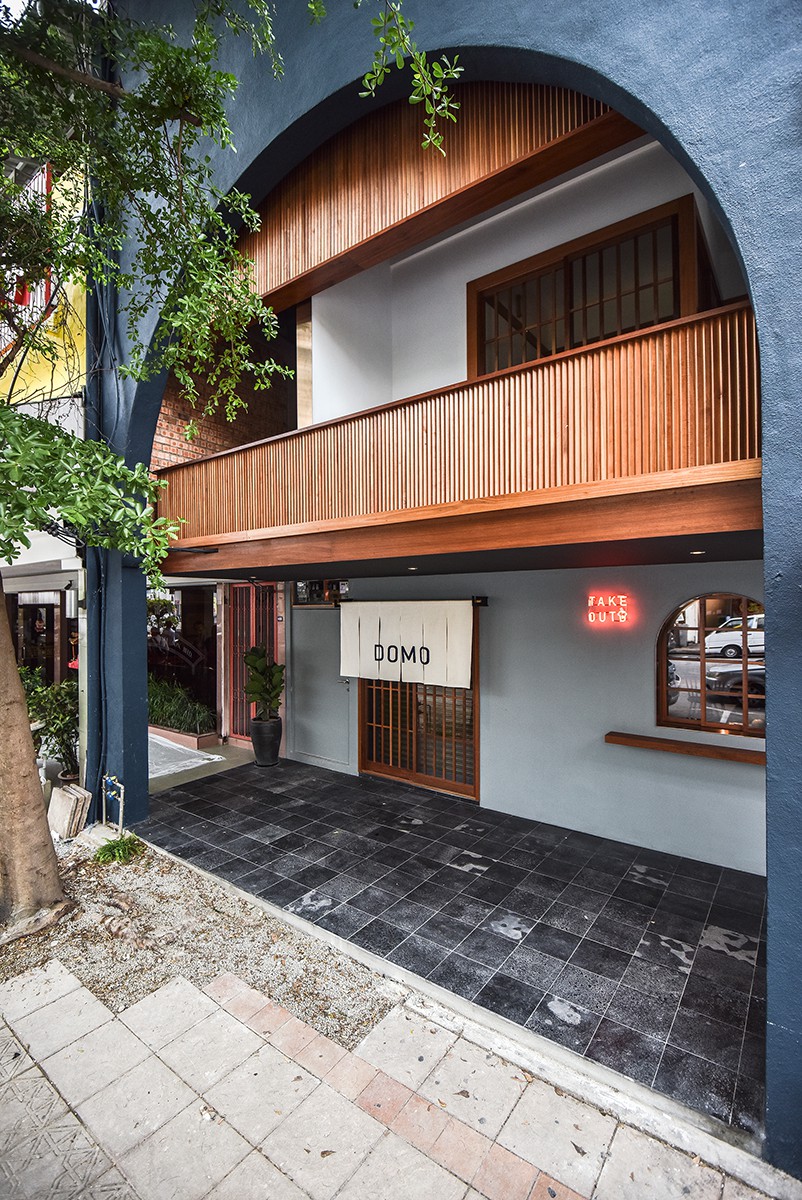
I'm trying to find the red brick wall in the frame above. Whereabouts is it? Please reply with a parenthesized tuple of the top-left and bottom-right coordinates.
(150, 379, 288, 469)
(150, 319, 296, 471)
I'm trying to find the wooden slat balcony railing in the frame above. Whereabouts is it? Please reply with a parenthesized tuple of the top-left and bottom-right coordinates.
(157, 303, 759, 544)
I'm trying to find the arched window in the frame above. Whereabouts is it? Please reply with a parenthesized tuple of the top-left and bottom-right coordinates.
(657, 594, 765, 737)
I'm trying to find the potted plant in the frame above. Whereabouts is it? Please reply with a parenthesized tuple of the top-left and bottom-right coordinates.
(26, 676, 80, 781)
(243, 644, 285, 767)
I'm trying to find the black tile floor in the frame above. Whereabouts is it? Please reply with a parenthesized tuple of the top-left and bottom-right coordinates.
(136, 760, 766, 1135)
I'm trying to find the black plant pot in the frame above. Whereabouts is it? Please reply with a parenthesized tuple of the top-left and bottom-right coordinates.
(250, 716, 282, 767)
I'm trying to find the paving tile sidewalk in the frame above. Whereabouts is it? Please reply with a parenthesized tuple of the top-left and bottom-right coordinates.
(1, 961, 798, 1200)
(137, 761, 767, 1133)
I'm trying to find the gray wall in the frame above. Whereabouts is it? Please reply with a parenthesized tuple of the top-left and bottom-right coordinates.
(286, 561, 765, 874)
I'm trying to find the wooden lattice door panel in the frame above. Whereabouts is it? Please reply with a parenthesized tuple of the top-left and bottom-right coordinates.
(360, 678, 477, 799)
(229, 583, 275, 738)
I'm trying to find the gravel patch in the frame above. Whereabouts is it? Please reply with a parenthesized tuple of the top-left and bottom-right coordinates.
(0, 838, 404, 1048)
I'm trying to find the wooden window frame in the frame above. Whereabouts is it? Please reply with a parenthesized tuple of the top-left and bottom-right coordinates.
(467, 195, 700, 380)
(656, 592, 765, 740)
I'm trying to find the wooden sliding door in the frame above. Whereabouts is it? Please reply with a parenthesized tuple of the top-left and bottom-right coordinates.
(359, 611, 479, 804)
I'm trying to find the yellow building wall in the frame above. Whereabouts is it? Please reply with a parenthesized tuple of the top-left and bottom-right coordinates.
(6, 281, 86, 408)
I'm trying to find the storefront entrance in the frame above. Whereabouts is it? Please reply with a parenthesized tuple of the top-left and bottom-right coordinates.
(228, 582, 276, 739)
(10, 590, 78, 684)
(359, 678, 477, 798)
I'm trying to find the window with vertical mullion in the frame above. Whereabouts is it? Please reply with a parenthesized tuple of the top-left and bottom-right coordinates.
(474, 209, 688, 377)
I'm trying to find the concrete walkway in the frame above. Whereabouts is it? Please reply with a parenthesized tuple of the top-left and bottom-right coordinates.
(2, 962, 800, 1200)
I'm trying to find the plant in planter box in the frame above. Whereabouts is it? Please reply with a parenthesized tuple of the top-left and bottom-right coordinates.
(244, 644, 285, 767)
(147, 675, 216, 735)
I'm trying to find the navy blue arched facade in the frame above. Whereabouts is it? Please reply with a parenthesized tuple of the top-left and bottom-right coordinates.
(94, 1, 801, 1174)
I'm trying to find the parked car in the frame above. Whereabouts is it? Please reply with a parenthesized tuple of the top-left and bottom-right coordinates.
(667, 660, 681, 706)
(704, 613, 764, 659)
(705, 662, 766, 709)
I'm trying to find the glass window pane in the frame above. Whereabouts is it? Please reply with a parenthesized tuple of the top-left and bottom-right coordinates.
(621, 292, 636, 332)
(657, 223, 674, 278)
(666, 657, 684, 713)
(554, 318, 566, 353)
(603, 299, 618, 337)
(638, 287, 654, 324)
(572, 258, 584, 305)
(525, 278, 538, 325)
(585, 254, 599, 305)
(497, 340, 510, 370)
(484, 297, 496, 341)
(511, 332, 524, 365)
(706, 690, 744, 727)
(620, 238, 635, 291)
(670, 684, 703, 723)
(511, 286, 524, 322)
(555, 270, 564, 312)
(603, 246, 618, 298)
(539, 273, 553, 321)
(572, 311, 584, 344)
(497, 290, 511, 338)
(585, 304, 600, 342)
(660, 593, 763, 738)
(538, 324, 553, 357)
(638, 233, 654, 284)
(658, 281, 675, 320)
(704, 595, 742, 630)
(485, 344, 496, 374)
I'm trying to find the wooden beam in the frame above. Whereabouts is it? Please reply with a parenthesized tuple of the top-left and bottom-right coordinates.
(162, 475, 762, 575)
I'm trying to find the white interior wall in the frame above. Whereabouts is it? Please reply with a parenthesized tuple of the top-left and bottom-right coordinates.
(287, 560, 766, 874)
(311, 263, 392, 423)
(389, 141, 742, 399)
(310, 141, 744, 417)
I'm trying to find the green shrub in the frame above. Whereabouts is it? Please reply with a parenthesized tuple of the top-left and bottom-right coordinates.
(94, 835, 146, 864)
(146, 595, 177, 633)
(147, 675, 216, 734)
(19, 664, 46, 705)
(19, 668, 80, 776)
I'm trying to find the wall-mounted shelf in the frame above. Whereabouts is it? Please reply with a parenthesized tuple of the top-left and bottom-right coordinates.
(604, 730, 765, 766)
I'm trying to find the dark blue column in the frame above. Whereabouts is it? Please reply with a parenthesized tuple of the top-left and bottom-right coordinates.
(83, 262, 164, 827)
(761, 322, 802, 1175)
(84, 548, 149, 825)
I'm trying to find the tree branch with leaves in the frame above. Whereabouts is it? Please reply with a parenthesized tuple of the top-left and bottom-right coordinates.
(0, 0, 462, 933)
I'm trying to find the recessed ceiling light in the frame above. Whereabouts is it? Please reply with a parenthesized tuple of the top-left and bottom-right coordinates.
(690, 549, 706, 556)
(407, 566, 419, 572)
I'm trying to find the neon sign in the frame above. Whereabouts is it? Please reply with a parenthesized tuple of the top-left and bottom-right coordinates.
(587, 593, 630, 625)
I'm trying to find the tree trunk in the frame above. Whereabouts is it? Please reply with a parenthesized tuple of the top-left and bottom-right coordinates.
(0, 573, 65, 926)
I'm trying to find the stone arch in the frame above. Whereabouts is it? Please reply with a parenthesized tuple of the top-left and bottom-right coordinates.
(114, 7, 800, 1173)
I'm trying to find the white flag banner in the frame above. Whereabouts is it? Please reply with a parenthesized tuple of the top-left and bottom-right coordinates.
(340, 600, 474, 689)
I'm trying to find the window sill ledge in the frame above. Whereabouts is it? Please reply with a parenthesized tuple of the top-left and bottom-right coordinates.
(604, 731, 765, 766)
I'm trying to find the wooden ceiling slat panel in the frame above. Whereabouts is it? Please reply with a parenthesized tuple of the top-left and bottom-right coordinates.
(239, 84, 625, 307)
